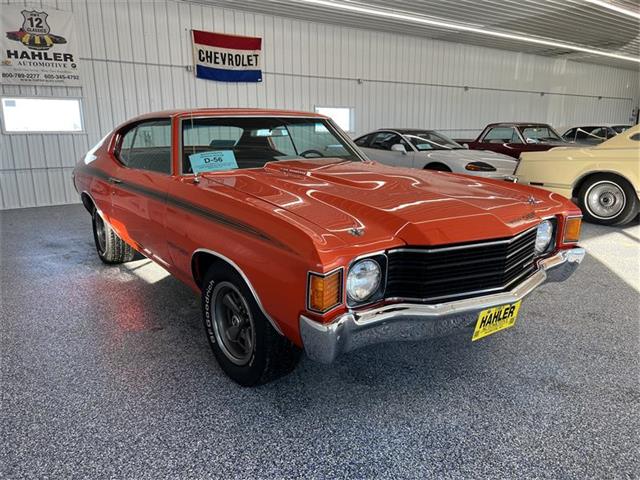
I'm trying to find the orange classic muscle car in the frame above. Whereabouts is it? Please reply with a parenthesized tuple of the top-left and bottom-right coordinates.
(73, 109, 585, 386)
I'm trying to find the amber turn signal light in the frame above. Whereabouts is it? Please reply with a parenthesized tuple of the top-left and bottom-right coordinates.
(563, 217, 582, 243)
(308, 270, 343, 313)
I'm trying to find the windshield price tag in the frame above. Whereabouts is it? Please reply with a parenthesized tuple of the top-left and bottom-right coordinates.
(189, 150, 238, 173)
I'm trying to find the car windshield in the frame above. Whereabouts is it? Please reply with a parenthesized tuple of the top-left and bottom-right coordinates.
(519, 126, 562, 143)
(403, 130, 463, 151)
(181, 116, 360, 174)
(612, 125, 631, 134)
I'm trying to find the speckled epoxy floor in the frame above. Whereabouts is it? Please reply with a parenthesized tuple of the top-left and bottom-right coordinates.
(1, 204, 639, 479)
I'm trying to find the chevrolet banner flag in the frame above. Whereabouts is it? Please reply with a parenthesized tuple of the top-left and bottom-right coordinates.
(192, 30, 262, 83)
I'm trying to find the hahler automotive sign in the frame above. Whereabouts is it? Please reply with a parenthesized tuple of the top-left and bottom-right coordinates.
(1, 6, 81, 87)
(192, 30, 262, 82)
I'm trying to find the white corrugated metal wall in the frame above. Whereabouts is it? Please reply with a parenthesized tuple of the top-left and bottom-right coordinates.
(1, 0, 638, 209)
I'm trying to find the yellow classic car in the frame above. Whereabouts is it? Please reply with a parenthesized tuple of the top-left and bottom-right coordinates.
(516, 125, 640, 225)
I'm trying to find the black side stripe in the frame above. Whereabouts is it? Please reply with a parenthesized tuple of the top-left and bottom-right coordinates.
(80, 165, 293, 252)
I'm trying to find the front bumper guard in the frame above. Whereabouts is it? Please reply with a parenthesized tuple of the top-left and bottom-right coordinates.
(300, 247, 585, 363)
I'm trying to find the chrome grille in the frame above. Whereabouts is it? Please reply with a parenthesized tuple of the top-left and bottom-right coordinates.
(385, 227, 538, 303)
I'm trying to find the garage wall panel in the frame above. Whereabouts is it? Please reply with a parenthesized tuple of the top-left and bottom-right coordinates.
(0, 0, 638, 209)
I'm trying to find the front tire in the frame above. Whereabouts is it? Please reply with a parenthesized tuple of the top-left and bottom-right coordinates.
(92, 210, 136, 264)
(577, 174, 639, 225)
(201, 265, 301, 386)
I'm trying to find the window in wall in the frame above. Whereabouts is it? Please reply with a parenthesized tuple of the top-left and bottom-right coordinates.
(314, 106, 354, 133)
(1, 97, 83, 133)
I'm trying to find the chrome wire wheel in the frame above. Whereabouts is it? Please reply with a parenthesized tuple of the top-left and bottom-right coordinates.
(211, 282, 255, 366)
(585, 181, 626, 220)
(94, 213, 107, 253)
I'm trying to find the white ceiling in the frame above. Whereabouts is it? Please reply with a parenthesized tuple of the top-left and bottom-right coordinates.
(188, 0, 640, 70)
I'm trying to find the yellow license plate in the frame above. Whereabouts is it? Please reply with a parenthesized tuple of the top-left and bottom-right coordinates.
(472, 301, 521, 341)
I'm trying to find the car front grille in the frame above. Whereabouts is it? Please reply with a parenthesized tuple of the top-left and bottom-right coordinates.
(385, 227, 538, 303)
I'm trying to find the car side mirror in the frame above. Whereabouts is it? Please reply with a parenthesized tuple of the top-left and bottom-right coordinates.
(391, 143, 407, 154)
(462, 143, 469, 149)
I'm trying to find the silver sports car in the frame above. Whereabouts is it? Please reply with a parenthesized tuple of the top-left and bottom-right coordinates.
(354, 129, 517, 179)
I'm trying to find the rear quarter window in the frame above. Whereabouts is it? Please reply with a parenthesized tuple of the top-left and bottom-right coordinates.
(116, 119, 172, 174)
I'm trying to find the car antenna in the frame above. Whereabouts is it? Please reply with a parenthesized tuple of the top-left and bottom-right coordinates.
(190, 112, 200, 184)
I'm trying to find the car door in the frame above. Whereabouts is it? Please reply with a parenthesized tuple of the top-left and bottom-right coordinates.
(110, 118, 173, 266)
(359, 131, 415, 167)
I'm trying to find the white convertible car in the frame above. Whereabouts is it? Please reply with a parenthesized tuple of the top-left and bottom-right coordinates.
(354, 129, 517, 178)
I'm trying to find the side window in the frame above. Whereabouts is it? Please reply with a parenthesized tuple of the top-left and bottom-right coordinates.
(369, 132, 410, 151)
(354, 134, 371, 147)
(482, 127, 520, 144)
(590, 127, 607, 140)
(562, 128, 576, 141)
(117, 119, 172, 174)
(575, 128, 592, 141)
(576, 127, 604, 142)
(118, 127, 137, 166)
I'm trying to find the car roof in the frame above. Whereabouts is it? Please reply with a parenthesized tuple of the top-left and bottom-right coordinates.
(484, 122, 552, 128)
(128, 108, 326, 122)
(379, 128, 438, 134)
(564, 124, 632, 129)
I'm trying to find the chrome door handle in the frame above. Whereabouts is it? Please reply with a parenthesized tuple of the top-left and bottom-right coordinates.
(108, 177, 122, 184)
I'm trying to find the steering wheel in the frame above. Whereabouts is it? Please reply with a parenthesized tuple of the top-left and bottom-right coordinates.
(299, 149, 325, 158)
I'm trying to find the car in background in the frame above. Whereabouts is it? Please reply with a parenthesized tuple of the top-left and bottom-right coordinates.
(73, 108, 585, 386)
(561, 125, 632, 145)
(464, 123, 570, 159)
(516, 125, 640, 225)
(354, 129, 517, 179)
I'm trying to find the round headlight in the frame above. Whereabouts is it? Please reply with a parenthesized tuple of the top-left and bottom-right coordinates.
(535, 220, 554, 254)
(347, 259, 381, 302)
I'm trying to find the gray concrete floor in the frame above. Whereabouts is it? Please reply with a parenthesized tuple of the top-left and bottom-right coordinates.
(1, 204, 639, 479)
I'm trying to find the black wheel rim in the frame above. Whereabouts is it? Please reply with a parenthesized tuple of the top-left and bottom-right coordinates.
(94, 213, 107, 253)
(212, 282, 255, 366)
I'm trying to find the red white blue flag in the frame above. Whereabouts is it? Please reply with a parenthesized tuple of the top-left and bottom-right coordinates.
(192, 30, 262, 83)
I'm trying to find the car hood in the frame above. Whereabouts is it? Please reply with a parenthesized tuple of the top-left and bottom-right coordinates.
(422, 149, 517, 168)
(202, 160, 568, 247)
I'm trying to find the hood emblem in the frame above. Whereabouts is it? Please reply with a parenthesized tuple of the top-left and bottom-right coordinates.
(527, 195, 541, 205)
(348, 227, 365, 237)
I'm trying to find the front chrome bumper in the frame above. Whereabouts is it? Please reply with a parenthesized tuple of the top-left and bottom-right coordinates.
(300, 247, 585, 363)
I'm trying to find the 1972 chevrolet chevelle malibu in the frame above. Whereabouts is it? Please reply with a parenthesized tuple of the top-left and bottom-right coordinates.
(74, 109, 585, 386)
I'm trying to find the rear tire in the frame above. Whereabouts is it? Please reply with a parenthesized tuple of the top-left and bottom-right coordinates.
(577, 174, 639, 226)
(92, 210, 136, 264)
(201, 265, 301, 386)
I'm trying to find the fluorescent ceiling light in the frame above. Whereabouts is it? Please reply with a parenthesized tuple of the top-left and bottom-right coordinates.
(298, 0, 640, 64)
(584, 0, 640, 20)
